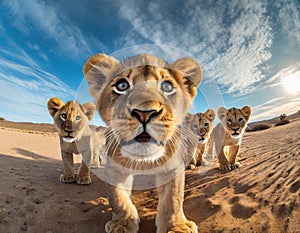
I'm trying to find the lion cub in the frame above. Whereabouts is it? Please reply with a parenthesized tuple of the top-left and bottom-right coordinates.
(209, 106, 251, 171)
(185, 109, 215, 169)
(47, 97, 100, 184)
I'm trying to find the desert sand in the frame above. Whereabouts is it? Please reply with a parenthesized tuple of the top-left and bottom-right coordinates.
(0, 120, 299, 233)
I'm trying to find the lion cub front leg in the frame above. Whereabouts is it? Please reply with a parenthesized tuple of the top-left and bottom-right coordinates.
(228, 145, 241, 170)
(217, 145, 231, 171)
(60, 151, 76, 183)
(77, 149, 92, 185)
(105, 173, 139, 233)
(187, 147, 198, 169)
(156, 172, 197, 233)
(77, 161, 91, 184)
(196, 145, 207, 166)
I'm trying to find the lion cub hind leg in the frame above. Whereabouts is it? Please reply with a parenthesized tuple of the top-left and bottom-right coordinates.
(60, 152, 76, 183)
(90, 149, 101, 169)
(90, 137, 102, 168)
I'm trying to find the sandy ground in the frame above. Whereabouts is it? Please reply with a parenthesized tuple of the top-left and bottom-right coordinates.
(0, 121, 299, 233)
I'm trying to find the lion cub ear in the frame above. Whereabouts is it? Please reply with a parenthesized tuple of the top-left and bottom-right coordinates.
(204, 109, 216, 122)
(217, 107, 227, 120)
(47, 97, 65, 117)
(170, 57, 202, 98)
(83, 54, 120, 99)
(241, 106, 251, 121)
(82, 102, 96, 121)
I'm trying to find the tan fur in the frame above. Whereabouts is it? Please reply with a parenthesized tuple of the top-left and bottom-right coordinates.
(47, 97, 101, 184)
(208, 106, 251, 171)
(83, 53, 202, 233)
(185, 109, 215, 169)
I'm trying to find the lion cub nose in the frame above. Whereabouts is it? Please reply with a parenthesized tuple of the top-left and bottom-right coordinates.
(131, 109, 159, 124)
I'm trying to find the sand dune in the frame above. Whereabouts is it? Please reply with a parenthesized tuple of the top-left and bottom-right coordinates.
(0, 120, 299, 232)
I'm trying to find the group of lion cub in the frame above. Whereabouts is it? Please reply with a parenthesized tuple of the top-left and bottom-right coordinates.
(47, 53, 251, 233)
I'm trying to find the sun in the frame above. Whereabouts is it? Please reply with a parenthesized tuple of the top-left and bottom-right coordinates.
(281, 71, 300, 94)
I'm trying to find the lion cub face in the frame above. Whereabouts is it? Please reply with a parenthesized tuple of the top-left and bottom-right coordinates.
(185, 109, 215, 144)
(47, 97, 96, 143)
(218, 106, 251, 138)
(83, 54, 202, 162)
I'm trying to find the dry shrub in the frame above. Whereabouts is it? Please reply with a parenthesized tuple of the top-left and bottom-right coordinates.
(0, 117, 5, 121)
(247, 123, 272, 132)
(275, 119, 290, 126)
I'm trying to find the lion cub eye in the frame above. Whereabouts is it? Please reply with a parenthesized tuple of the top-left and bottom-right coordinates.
(193, 125, 198, 129)
(60, 113, 67, 121)
(76, 116, 81, 121)
(227, 119, 232, 124)
(114, 79, 130, 94)
(239, 117, 244, 122)
(204, 122, 209, 128)
(161, 81, 175, 95)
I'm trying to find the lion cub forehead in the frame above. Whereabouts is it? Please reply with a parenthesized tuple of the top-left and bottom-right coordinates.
(121, 66, 171, 82)
(197, 113, 207, 121)
(227, 108, 242, 117)
(121, 54, 168, 68)
(63, 100, 82, 113)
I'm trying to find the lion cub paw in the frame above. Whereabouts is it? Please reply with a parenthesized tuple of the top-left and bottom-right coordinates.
(91, 157, 102, 169)
(231, 162, 241, 170)
(105, 218, 139, 233)
(90, 163, 100, 169)
(60, 174, 76, 183)
(76, 175, 91, 185)
(168, 220, 198, 233)
(187, 164, 196, 170)
(219, 164, 231, 171)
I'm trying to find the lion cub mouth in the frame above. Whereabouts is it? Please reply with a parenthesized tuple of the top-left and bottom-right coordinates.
(135, 131, 152, 143)
(231, 132, 240, 138)
(119, 130, 166, 162)
(62, 136, 75, 143)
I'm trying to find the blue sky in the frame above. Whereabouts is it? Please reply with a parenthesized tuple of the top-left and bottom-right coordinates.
(0, 0, 299, 125)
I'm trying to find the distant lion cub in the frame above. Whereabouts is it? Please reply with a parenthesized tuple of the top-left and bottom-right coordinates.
(47, 97, 100, 184)
(209, 106, 251, 171)
(185, 109, 215, 169)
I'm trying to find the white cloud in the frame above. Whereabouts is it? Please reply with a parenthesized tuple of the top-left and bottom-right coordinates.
(265, 63, 300, 84)
(2, 0, 107, 60)
(251, 95, 300, 122)
(0, 54, 76, 122)
(27, 43, 49, 61)
(114, 0, 273, 96)
(251, 97, 286, 112)
(278, 1, 300, 50)
(249, 63, 300, 121)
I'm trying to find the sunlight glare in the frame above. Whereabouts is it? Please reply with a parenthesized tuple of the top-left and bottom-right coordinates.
(281, 72, 300, 94)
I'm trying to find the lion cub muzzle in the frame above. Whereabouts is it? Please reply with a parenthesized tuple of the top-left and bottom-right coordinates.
(131, 109, 161, 125)
(131, 108, 162, 143)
